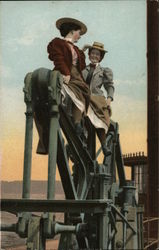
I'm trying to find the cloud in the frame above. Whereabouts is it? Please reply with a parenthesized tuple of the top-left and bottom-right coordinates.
(114, 76, 146, 87)
(10, 19, 50, 47)
(0, 83, 25, 138)
(111, 93, 147, 152)
(114, 93, 146, 110)
(110, 92, 147, 154)
(0, 64, 12, 79)
(0, 64, 17, 91)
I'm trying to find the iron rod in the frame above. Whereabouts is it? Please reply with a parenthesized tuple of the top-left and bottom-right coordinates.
(22, 107, 33, 199)
(99, 174, 111, 249)
(1, 199, 109, 213)
(54, 223, 76, 234)
(0, 223, 16, 232)
(115, 132, 126, 187)
(47, 115, 58, 200)
(144, 239, 159, 249)
(111, 204, 136, 234)
(122, 211, 128, 250)
(57, 130, 77, 200)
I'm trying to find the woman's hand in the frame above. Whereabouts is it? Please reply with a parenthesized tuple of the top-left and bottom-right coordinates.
(63, 75, 70, 84)
(106, 97, 112, 116)
(82, 44, 91, 52)
(106, 97, 112, 107)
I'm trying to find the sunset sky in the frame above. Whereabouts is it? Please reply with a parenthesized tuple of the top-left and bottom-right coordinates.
(0, 1, 147, 181)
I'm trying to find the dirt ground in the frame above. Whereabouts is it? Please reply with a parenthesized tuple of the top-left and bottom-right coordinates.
(4, 239, 59, 250)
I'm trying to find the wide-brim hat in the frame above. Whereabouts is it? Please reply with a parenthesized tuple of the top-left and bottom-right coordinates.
(56, 17, 87, 35)
(88, 42, 108, 53)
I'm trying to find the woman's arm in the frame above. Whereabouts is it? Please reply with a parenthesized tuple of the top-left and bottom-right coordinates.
(103, 68, 115, 103)
(47, 38, 71, 76)
(81, 44, 91, 52)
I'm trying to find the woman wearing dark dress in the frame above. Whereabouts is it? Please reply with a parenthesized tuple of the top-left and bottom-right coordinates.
(47, 17, 90, 135)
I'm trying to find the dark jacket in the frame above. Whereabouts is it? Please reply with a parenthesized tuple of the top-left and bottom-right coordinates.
(47, 37, 86, 75)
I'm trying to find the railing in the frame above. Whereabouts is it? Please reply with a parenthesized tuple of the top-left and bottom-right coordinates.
(143, 217, 159, 249)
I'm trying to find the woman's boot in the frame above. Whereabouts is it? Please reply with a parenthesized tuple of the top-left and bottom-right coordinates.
(101, 141, 111, 156)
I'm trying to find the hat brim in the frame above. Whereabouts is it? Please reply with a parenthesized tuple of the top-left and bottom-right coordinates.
(56, 17, 87, 35)
(89, 45, 107, 53)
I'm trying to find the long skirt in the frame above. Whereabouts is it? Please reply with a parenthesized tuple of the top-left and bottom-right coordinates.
(62, 65, 90, 113)
(63, 65, 111, 134)
(35, 65, 111, 154)
(88, 95, 111, 134)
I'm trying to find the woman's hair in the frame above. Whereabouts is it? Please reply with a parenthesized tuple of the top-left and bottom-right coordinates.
(59, 22, 81, 37)
(88, 48, 105, 62)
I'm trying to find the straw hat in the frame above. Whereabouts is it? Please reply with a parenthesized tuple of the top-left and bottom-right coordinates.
(56, 17, 87, 35)
(89, 42, 108, 53)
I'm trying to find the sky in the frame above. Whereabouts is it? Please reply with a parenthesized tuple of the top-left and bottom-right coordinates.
(0, 1, 147, 181)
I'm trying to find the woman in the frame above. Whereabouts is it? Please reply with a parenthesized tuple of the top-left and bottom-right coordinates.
(47, 17, 90, 135)
(82, 42, 115, 156)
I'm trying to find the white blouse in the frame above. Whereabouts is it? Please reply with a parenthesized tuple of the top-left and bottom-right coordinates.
(64, 38, 78, 66)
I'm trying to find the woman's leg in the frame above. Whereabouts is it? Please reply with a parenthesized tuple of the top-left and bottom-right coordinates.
(96, 128, 111, 156)
(72, 103, 83, 136)
(72, 103, 82, 123)
(96, 128, 106, 143)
